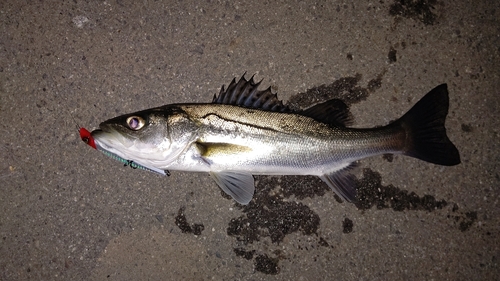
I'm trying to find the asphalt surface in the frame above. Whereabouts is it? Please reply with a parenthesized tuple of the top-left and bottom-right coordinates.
(1, 0, 499, 280)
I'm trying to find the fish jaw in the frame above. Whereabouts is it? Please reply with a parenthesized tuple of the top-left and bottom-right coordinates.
(90, 128, 169, 166)
(90, 106, 201, 170)
(90, 122, 176, 170)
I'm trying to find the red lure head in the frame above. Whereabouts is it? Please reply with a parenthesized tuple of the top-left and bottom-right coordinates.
(80, 127, 97, 149)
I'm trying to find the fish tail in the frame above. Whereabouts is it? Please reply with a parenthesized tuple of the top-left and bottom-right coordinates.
(396, 84, 460, 166)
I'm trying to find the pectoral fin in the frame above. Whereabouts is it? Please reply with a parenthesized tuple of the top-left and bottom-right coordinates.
(209, 171, 255, 205)
(319, 164, 357, 202)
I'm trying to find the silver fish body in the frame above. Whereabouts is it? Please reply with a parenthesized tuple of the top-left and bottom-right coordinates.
(158, 104, 403, 174)
(90, 76, 460, 204)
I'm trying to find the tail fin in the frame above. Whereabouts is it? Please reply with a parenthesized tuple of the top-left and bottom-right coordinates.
(396, 84, 460, 166)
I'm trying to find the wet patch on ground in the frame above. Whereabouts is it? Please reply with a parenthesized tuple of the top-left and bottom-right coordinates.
(233, 248, 255, 260)
(388, 46, 397, 63)
(449, 204, 478, 232)
(461, 123, 473, 132)
(356, 168, 479, 232)
(389, 0, 439, 25)
(227, 175, 342, 274)
(355, 168, 448, 212)
(383, 154, 394, 162)
(287, 74, 378, 110)
(254, 254, 280, 275)
(342, 218, 354, 233)
(227, 176, 323, 245)
(174, 207, 204, 235)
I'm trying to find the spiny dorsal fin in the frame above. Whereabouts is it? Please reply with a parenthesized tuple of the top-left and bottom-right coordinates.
(301, 99, 353, 127)
(212, 74, 290, 112)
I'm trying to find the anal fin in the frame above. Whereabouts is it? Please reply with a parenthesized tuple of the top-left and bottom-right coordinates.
(319, 163, 357, 202)
(209, 171, 255, 205)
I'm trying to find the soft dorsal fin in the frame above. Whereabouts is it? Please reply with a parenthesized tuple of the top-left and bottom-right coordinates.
(212, 74, 290, 112)
(301, 99, 353, 127)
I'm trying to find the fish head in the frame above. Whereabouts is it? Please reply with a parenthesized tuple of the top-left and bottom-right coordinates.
(91, 106, 196, 168)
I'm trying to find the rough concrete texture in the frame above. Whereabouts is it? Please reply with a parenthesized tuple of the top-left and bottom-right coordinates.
(1, 0, 498, 280)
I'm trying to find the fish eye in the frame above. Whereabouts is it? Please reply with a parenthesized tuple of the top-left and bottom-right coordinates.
(126, 116, 145, 130)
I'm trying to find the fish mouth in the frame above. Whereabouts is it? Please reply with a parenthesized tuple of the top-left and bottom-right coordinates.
(90, 128, 133, 156)
(89, 129, 167, 175)
(90, 126, 171, 164)
(89, 129, 104, 150)
(91, 128, 145, 164)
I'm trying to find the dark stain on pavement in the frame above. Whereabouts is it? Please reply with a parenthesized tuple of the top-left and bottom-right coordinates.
(234, 248, 255, 260)
(449, 204, 478, 232)
(227, 176, 322, 245)
(461, 123, 473, 132)
(175, 207, 204, 235)
(287, 74, 369, 109)
(356, 169, 478, 232)
(342, 218, 354, 233)
(389, 0, 439, 25)
(254, 254, 280, 275)
(388, 46, 397, 63)
(355, 168, 448, 212)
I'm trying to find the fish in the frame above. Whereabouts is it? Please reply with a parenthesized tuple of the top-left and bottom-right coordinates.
(84, 75, 460, 205)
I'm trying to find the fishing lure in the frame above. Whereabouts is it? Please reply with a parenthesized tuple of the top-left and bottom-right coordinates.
(79, 127, 96, 149)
